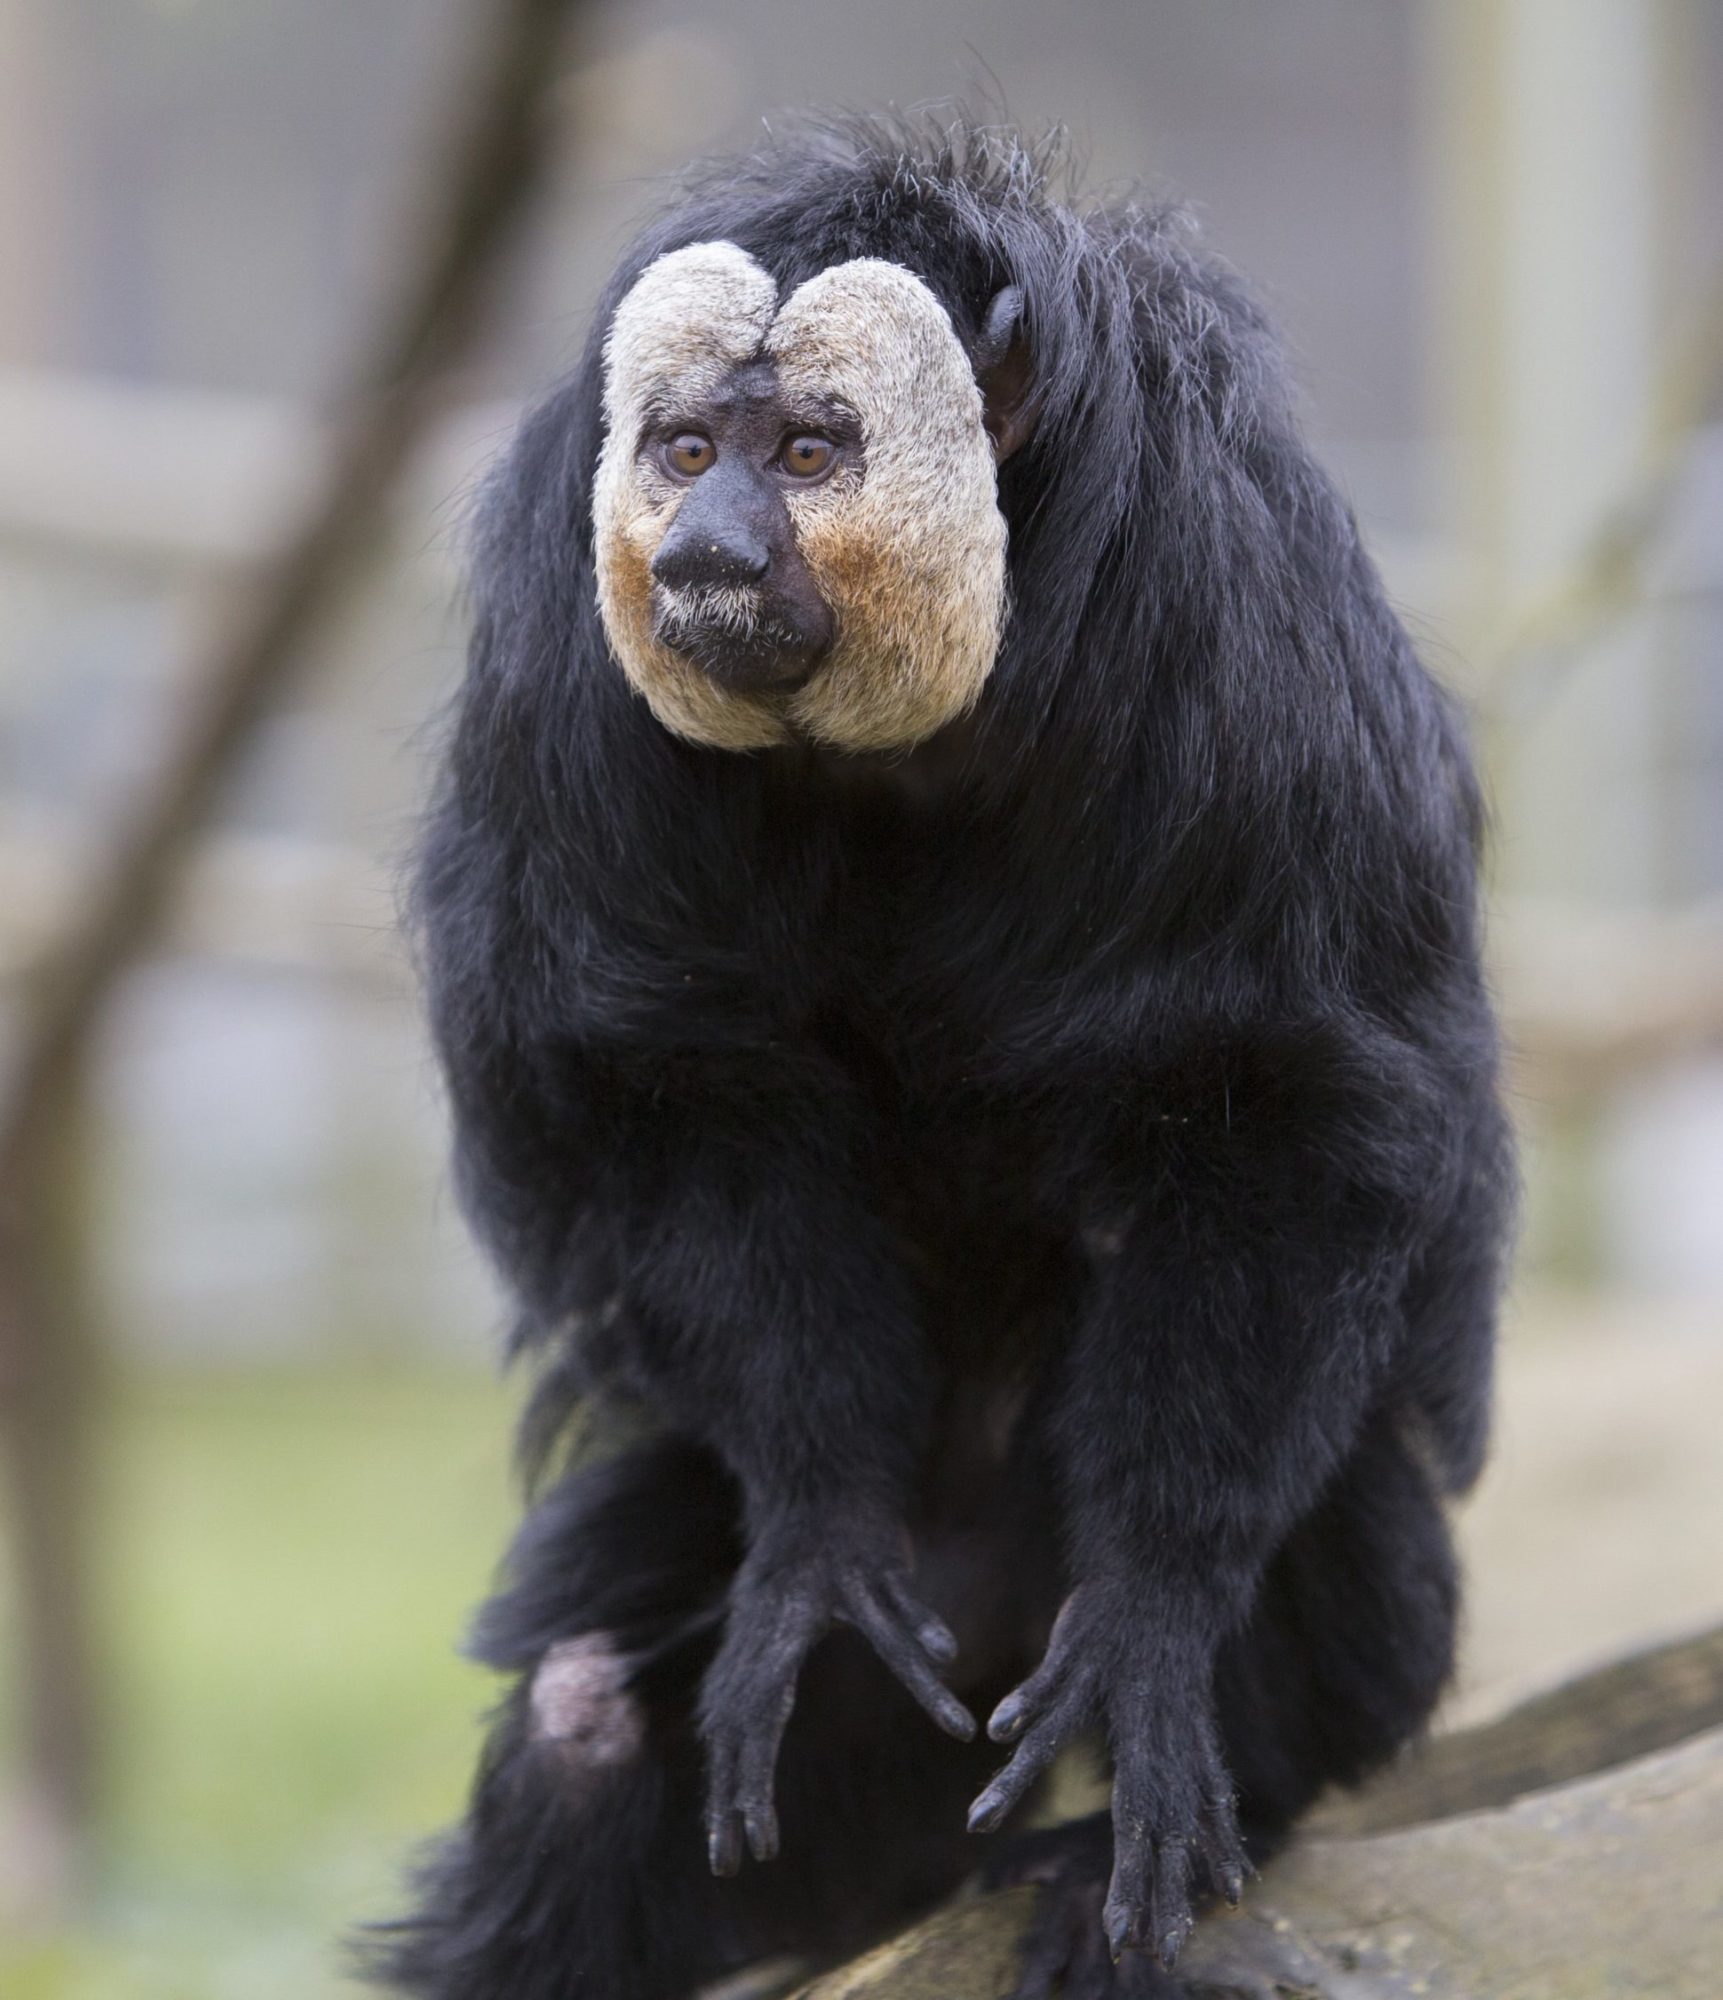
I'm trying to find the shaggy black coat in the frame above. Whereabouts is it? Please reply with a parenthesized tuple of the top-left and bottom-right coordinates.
(370, 117, 1514, 2000)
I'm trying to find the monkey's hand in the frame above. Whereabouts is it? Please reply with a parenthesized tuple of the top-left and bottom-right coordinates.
(700, 1514, 975, 1874)
(967, 1582, 1247, 1971)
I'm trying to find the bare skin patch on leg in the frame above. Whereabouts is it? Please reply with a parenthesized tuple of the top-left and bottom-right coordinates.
(529, 1634, 646, 1786)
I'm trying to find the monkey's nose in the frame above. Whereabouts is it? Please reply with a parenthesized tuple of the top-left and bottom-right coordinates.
(651, 528, 770, 591)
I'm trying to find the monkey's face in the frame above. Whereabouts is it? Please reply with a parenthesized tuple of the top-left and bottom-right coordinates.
(593, 243, 1013, 752)
(625, 353, 845, 701)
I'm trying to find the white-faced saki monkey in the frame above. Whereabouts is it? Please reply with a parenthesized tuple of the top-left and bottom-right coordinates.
(367, 116, 1514, 2000)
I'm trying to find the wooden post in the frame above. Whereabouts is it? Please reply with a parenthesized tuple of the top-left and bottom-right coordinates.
(1424, 0, 1670, 903)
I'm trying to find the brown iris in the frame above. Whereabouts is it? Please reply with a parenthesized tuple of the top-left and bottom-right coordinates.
(664, 433, 714, 477)
(779, 435, 836, 480)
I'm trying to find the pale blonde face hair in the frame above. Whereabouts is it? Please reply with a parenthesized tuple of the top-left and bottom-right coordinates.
(592, 241, 1009, 753)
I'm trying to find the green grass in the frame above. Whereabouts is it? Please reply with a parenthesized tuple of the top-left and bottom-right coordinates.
(1, 1361, 518, 1999)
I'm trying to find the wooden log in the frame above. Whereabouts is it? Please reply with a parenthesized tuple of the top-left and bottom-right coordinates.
(793, 1625, 1723, 1999)
(1314, 1621, 1723, 1836)
(1178, 1731, 1723, 1999)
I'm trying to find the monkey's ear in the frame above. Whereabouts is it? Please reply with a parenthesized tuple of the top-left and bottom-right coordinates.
(971, 286, 1037, 464)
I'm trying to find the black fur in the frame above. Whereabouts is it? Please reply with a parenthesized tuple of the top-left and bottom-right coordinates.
(368, 114, 1514, 1999)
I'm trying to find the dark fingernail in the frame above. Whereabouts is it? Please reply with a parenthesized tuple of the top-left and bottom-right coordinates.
(1159, 1925, 1188, 1971)
(708, 1822, 741, 1878)
(745, 1810, 779, 1864)
(939, 1695, 977, 1741)
(920, 1619, 958, 1663)
(967, 1789, 1005, 1834)
(1220, 1864, 1244, 1905)
(987, 1694, 1026, 1742)
(1105, 1911, 1131, 1963)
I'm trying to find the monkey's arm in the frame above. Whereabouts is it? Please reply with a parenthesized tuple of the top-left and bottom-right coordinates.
(435, 980, 974, 1869)
(603, 1051, 978, 1871)
(968, 1023, 1454, 1968)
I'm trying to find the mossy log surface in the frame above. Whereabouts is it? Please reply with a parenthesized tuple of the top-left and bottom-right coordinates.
(793, 1625, 1723, 2000)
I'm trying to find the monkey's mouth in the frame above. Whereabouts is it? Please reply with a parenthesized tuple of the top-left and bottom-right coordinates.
(653, 585, 830, 695)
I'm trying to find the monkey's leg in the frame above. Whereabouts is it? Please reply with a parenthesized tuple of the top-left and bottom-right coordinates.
(365, 1438, 1010, 2000)
(984, 1418, 1458, 2000)
(1211, 1413, 1459, 1847)
(361, 1437, 740, 2000)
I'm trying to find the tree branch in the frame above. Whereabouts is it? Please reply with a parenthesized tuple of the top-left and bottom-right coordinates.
(0, 0, 590, 1189)
(796, 1624, 1723, 2000)
(1313, 1620, 1723, 1836)
(0, 0, 594, 1903)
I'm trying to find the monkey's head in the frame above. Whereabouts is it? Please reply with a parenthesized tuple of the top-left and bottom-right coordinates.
(592, 241, 1032, 753)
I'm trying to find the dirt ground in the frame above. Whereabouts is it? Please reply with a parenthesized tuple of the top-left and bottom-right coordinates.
(1451, 1285, 1723, 1724)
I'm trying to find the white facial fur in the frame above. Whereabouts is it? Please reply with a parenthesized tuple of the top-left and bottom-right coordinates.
(592, 242, 783, 749)
(591, 242, 1008, 753)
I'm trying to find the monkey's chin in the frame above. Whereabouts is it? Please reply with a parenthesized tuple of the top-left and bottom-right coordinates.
(657, 629, 826, 698)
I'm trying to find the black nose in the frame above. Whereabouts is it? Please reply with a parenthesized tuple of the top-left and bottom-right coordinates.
(651, 525, 770, 591)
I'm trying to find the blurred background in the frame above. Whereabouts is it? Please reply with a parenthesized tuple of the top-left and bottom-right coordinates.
(0, 1, 1719, 1993)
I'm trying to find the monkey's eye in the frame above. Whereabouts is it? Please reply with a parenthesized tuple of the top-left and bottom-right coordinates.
(661, 433, 715, 478)
(777, 434, 837, 481)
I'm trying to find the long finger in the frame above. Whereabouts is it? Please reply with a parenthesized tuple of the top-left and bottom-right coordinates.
(987, 1590, 1091, 1743)
(881, 1572, 959, 1664)
(967, 1714, 1065, 1832)
(987, 1647, 1078, 1744)
(1101, 1809, 1153, 1961)
(848, 1590, 975, 1739)
(702, 1634, 806, 1874)
(1197, 1787, 1247, 1904)
(732, 1666, 801, 1863)
(705, 1733, 745, 1877)
(1149, 1833, 1195, 1970)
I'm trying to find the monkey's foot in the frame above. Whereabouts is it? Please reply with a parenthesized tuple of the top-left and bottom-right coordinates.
(984, 1816, 1184, 1999)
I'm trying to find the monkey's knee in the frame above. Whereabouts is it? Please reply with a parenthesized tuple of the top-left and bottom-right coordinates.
(527, 1632, 648, 1791)
(365, 1639, 715, 2000)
